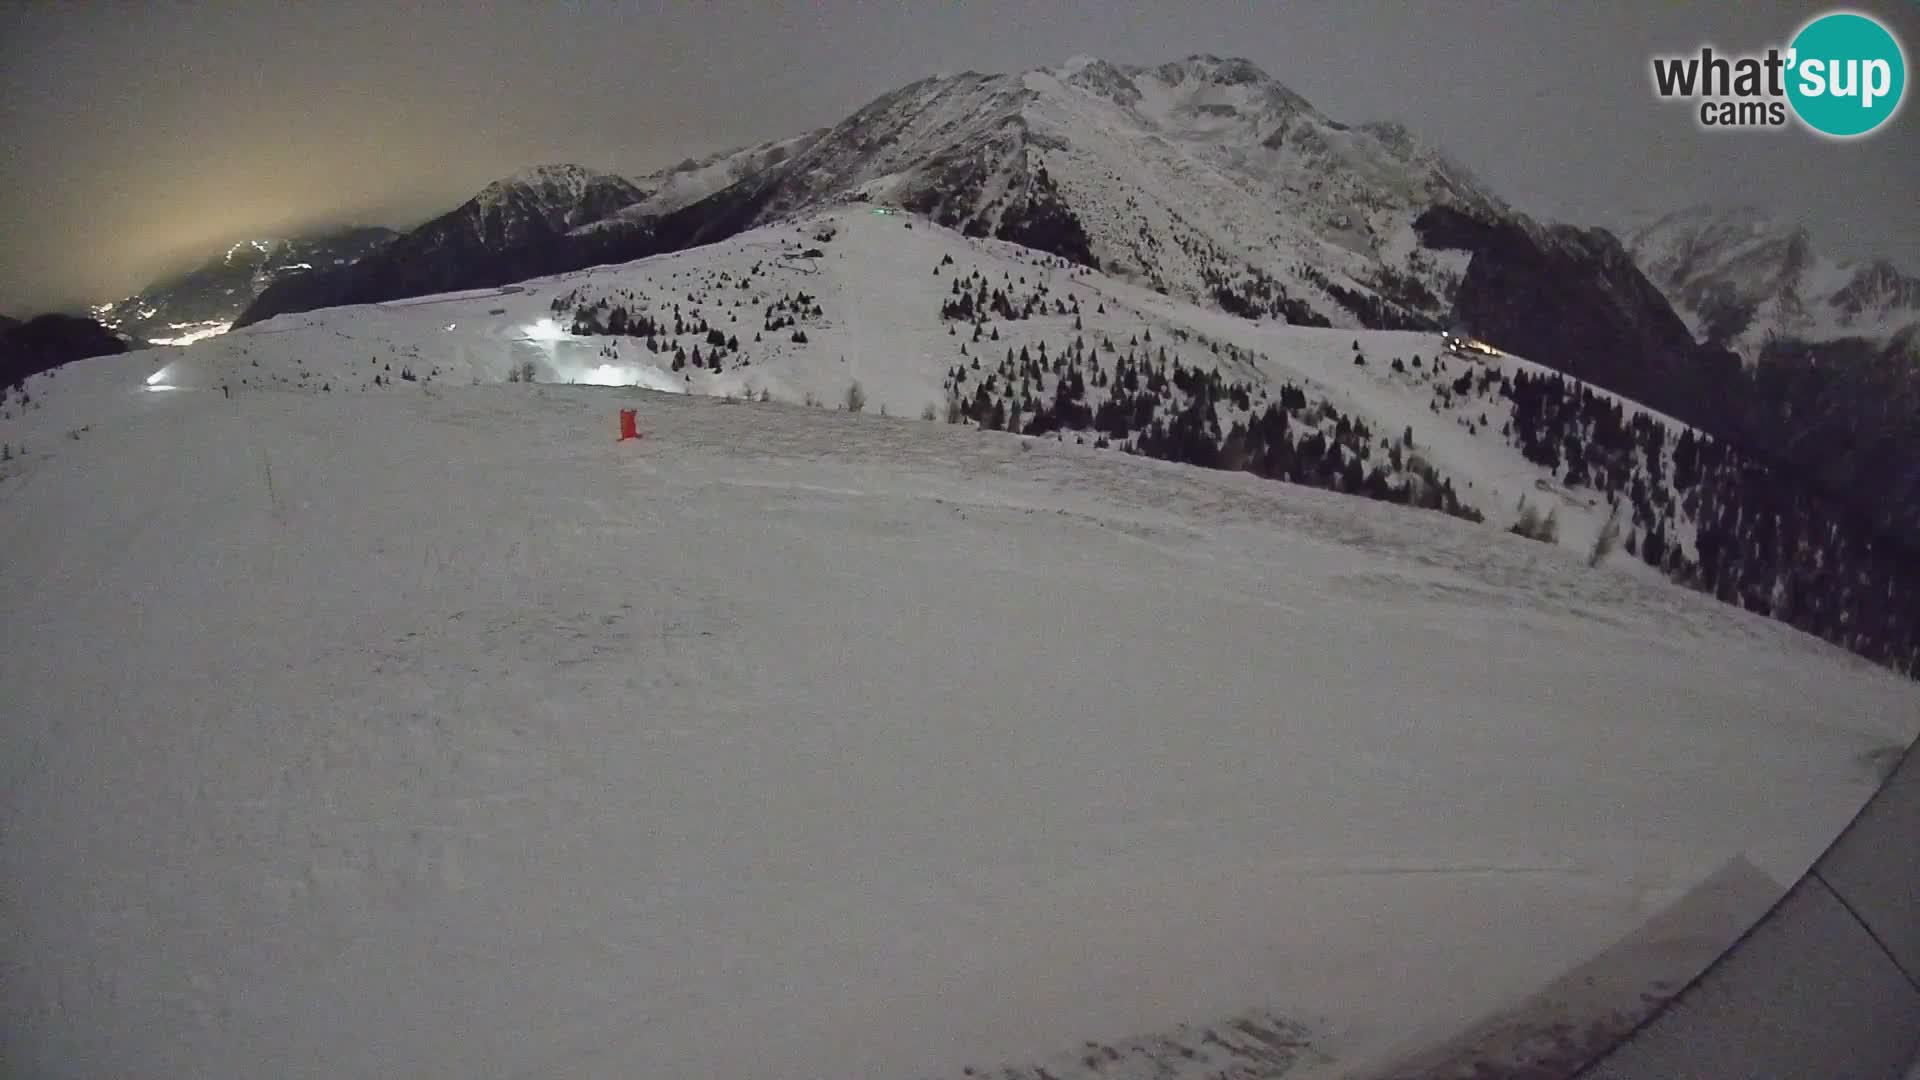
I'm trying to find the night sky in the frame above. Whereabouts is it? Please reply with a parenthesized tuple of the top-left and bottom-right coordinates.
(3, 0, 1916, 315)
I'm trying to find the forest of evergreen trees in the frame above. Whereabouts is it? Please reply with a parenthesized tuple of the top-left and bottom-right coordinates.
(554, 269, 824, 376)
(931, 266, 1485, 527)
(1204, 264, 1331, 327)
(1734, 333, 1920, 549)
(942, 274, 1918, 675)
(1496, 366, 1920, 677)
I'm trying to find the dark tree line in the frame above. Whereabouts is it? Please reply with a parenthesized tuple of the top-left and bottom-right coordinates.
(1496, 366, 1920, 676)
(1203, 264, 1331, 327)
(939, 267, 1081, 325)
(1731, 335, 1920, 547)
(1297, 265, 1439, 332)
(938, 297, 1485, 528)
(557, 276, 824, 375)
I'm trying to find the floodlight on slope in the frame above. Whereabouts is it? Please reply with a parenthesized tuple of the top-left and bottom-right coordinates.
(523, 318, 566, 342)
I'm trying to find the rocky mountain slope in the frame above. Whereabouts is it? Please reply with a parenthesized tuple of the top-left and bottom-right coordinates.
(237, 138, 822, 328)
(239, 55, 1500, 331)
(1626, 204, 1920, 357)
(93, 227, 398, 344)
(1417, 206, 1734, 429)
(232, 167, 649, 324)
(574, 133, 828, 232)
(677, 54, 1503, 327)
(1620, 206, 1920, 544)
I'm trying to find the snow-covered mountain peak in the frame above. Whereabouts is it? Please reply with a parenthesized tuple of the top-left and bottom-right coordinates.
(1048, 55, 1138, 104)
(477, 163, 615, 204)
(1627, 203, 1919, 355)
(457, 164, 649, 247)
(1150, 53, 1272, 88)
(1833, 258, 1920, 317)
(1039, 53, 1315, 127)
(243, 55, 1508, 335)
(724, 54, 1512, 330)
(1645, 202, 1783, 234)
(1632, 204, 1813, 271)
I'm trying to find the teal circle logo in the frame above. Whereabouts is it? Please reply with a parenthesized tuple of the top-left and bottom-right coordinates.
(1786, 11, 1906, 137)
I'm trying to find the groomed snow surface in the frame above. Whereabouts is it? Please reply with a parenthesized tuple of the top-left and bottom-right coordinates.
(4, 371, 1917, 1079)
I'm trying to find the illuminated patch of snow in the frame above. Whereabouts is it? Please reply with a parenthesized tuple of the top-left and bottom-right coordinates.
(150, 322, 231, 347)
(522, 318, 566, 341)
(559, 363, 685, 393)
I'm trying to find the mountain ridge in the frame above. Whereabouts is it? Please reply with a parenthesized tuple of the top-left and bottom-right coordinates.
(239, 54, 1507, 331)
(220, 54, 1920, 555)
(1626, 203, 1920, 356)
(235, 135, 825, 328)
(2, 312, 128, 389)
(94, 225, 399, 344)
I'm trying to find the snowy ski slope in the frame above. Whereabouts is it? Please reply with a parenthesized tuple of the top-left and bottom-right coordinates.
(4, 209, 1918, 1079)
(13, 208, 1707, 569)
